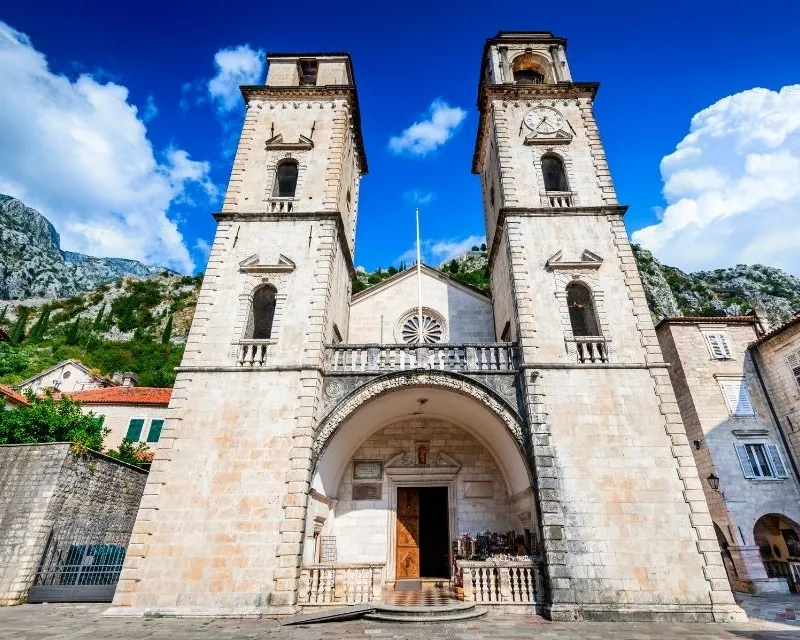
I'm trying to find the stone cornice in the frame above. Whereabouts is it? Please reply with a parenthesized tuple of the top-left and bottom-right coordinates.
(240, 84, 368, 174)
(487, 205, 628, 276)
(213, 210, 355, 278)
(472, 82, 600, 174)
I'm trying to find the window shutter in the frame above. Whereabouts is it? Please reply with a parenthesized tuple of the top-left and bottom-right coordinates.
(125, 418, 144, 441)
(147, 419, 164, 443)
(721, 380, 755, 416)
(787, 350, 800, 391)
(766, 443, 789, 479)
(705, 332, 732, 359)
(735, 443, 757, 478)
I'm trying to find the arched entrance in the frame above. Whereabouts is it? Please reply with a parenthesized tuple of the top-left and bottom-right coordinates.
(301, 372, 538, 604)
(754, 514, 800, 592)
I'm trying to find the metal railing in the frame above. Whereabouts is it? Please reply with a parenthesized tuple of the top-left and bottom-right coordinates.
(325, 343, 518, 374)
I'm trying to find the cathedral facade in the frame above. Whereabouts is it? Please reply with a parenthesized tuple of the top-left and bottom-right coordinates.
(109, 32, 747, 622)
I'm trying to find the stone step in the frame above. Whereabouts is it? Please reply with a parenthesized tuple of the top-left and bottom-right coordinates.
(364, 601, 487, 623)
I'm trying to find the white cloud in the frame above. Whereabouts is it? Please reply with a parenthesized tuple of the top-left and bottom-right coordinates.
(403, 189, 436, 205)
(142, 95, 158, 122)
(632, 85, 800, 274)
(389, 99, 467, 156)
(207, 44, 264, 114)
(194, 237, 212, 261)
(396, 235, 485, 266)
(0, 21, 214, 273)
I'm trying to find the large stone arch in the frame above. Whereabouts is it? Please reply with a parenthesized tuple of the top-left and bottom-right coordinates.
(311, 370, 532, 498)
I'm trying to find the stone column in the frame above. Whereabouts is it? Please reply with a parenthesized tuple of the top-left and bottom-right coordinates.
(732, 544, 790, 594)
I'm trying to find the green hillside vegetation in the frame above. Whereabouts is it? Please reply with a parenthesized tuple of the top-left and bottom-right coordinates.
(0, 273, 202, 387)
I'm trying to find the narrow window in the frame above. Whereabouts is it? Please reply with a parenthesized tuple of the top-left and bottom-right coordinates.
(332, 323, 343, 344)
(250, 285, 277, 340)
(787, 349, 800, 391)
(542, 154, 569, 192)
(704, 331, 733, 359)
(298, 59, 318, 86)
(500, 321, 511, 342)
(566, 282, 600, 337)
(346, 189, 352, 211)
(273, 160, 299, 198)
(490, 185, 495, 208)
(125, 418, 145, 441)
(720, 379, 755, 416)
(147, 419, 164, 443)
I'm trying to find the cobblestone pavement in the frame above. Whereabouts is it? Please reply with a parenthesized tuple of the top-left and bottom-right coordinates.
(3, 602, 800, 640)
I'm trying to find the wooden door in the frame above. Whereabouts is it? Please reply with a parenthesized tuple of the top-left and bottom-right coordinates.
(396, 488, 420, 579)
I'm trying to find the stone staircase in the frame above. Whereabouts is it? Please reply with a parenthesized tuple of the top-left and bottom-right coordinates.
(364, 601, 487, 623)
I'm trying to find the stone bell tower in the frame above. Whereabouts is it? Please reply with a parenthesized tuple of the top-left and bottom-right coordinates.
(109, 53, 366, 616)
(473, 32, 745, 621)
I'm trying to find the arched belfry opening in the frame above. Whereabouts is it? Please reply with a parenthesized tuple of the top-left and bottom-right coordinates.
(566, 281, 600, 337)
(511, 52, 547, 84)
(248, 284, 277, 339)
(273, 159, 299, 198)
(541, 154, 569, 192)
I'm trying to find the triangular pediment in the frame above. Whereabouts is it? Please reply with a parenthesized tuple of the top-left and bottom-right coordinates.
(545, 249, 603, 270)
(238, 253, 296, 273)
(265, 133, 314, 151)
(524, 129, 573, 145)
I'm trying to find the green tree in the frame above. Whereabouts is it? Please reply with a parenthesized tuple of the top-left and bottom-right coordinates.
(28, 306, 51, 342)
(480, 243, 487, 251)
(0, 305, 7, 323)
(65, 318, 81, 346)
(92, 303, 106, 331)
(106, 438, 151, 467)
(161, 315, 174, 345)
(387, 266, 398, 276)
(0, 391, 106, 451)
(448, 259, 459, 274)
(10, 307, 30, 344)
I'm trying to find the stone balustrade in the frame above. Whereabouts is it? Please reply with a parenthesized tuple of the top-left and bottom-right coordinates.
(235, 339, 273, 366)
(542, 191, 574, 208)
(325, 343, 519, 374)
(298, 564, 384, 606)
(458, 560, 538, 605)
(570, 337, 609, 364)
(267, 198, 295, 213)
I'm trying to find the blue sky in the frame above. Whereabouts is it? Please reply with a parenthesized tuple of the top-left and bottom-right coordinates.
(1, 1, 799, 274)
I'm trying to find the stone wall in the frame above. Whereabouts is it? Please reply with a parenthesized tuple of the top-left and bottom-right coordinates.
(0, 443, 146, 605)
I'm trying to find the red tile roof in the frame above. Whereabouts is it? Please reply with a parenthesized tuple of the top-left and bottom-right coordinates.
(750, 315, 800, 348)
(0, 383, 28, 405)
(655, 316, 758, 330)
(62, 387, 172, 406)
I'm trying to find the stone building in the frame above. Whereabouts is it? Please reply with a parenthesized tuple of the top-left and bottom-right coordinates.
(17, 359, 116, 395)
(108, 32, 745, 621)
(656, 316, 800, 594)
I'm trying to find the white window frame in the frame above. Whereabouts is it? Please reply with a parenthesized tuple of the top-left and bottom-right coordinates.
(786, 349, 800, 393)
(734, 442, 789, 480)
(719, 378, 755, 416)
(703, 330, 733, 360)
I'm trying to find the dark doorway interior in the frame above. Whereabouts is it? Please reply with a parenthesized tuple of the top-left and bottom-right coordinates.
(418, 487, 449, 578)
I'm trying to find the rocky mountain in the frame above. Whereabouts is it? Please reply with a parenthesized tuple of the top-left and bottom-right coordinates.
(0, 194, 165, 300)
(633, 245, 800, 328)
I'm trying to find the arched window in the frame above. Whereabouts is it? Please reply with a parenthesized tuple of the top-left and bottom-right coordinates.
(541, 154, 569, 192)
(512, 53, 546, 85)
(249, 285, 277, 339)
(273, 160, 298, 198)
(566, 282, 600, 337)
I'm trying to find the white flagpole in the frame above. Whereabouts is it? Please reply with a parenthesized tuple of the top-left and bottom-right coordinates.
(416, 207, 423, 344)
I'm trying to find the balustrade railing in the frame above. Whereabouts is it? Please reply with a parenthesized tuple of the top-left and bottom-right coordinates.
(542, 191, 574, 208)
(325, 343, 518, 373)
(235, 339, 273, 366)
(570, 337, 609, 364)
(298, 564, 384, 606)
(458, 560, 538, 604)
(267, 198, 295, 213)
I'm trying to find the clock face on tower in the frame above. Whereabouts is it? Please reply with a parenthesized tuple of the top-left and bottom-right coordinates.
(523, 107, 565, 134)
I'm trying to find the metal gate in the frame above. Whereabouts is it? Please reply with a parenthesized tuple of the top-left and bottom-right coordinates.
(28, 522, 130, 603)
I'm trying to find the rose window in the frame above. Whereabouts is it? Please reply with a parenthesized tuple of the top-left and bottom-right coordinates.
(401, 314, 444, 344)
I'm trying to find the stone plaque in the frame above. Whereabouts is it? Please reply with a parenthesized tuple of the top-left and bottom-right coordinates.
(464, 481, 493, 498)
(352, 483, 382, 501)
(353, 460, 382, 480)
